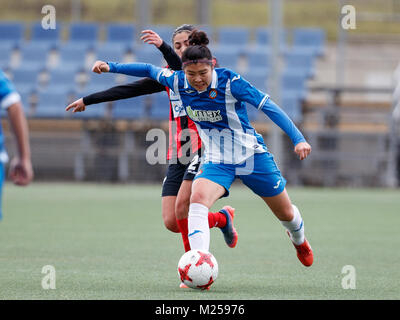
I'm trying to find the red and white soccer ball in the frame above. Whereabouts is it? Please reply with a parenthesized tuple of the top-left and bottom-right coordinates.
(177, 250, 218, 290)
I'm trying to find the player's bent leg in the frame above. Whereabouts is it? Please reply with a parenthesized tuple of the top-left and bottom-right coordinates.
(188, 178, 226, 251)
(175, 180, 193, 252)
(261, 188, 313, 267)
(161, 196, 180, 233)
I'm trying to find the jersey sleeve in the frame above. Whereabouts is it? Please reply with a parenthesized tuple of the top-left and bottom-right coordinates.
(107, 62, 175, 91)
(82, 78, 165, 105)
(0, 71, 21, 110)
(230, 71, 305, 146)
(230, 72, 270, 110)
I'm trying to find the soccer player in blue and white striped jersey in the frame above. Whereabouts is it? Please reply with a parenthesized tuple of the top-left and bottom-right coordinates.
(0, 70, 33, 220)
(93, 30, 313, 267)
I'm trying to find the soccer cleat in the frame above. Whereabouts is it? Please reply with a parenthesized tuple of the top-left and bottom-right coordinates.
(287, 231, 313, 267)
(219, 206, 238, 248)
(179, 282, 189, 289)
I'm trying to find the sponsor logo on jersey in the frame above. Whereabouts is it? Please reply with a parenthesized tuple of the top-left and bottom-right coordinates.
(186, 106, 223, 123)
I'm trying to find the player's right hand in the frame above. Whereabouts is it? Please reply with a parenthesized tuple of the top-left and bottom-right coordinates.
(140, 29, 163, 48)
(65, 98, 86, 113)
(9, 157, 33, 186)
(92, 60, 110, 74)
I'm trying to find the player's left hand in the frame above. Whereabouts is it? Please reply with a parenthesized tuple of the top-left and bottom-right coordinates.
(294, 142, 311, 160)
(9, 157, 33, 186)
(140, 30, 163, 48)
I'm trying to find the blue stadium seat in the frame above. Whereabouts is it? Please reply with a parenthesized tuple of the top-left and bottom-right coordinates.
(46, 68, 78, 93)
(85, 72, 119, 92)
(280, 93, 303, 123)
(146, 25, 175, 43)
(112, 96, 146, 120)
(35, 91, 70, 118)
(246, 49, 271, 71)
(57, 44, 88, 70)
(19, 43, 50, 70)
(134, 45, 164, 66)
(30, 22, 61, 48)
(11, 66, 42, 93)
(254, 27, 287, 48)
(210, 47, 240, 70)
(106, 23, 135, 45)
(281, 71, 308, 99)
(292, 27, 325, 56)
(94, 44, 126, 63)
(217, 26, 250, 48)
(283, 51, 315, 78)
(149, 92, 170, 120)
(0, 22, 24, 46)
(0, 43, 14, 69)
(68, 23, 99, 49)
(242, 70, 268, 92)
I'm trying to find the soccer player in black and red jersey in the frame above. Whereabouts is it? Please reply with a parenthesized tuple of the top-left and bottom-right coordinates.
(66, 25, 238, 265)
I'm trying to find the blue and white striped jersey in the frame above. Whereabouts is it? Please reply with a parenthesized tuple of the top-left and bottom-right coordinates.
(108, 62, 306, 164)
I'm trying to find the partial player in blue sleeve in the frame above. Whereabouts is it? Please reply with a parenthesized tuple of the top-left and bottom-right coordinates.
(92, 30, 314, 268)
(0, 70, 34, 220)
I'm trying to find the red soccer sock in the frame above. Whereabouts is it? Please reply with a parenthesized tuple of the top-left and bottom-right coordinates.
(208, 211, 227, 229)
(176, 218, 191, 252)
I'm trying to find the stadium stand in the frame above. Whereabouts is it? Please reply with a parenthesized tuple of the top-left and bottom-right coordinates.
(134, 45, 165, 66)
(217, 26, 250, 48)
(283, 50, 316, 78)
(0, 43, 14, 69)
(0, 22, 325, 126)
(11, 65, 42, 93)
(30, 22, 61, 49)
(292, 27, 325, 57)
(35, 91, 71, 118)
(67, 22, 99, 50)
(84, 72, 119, 92)
(18, 43, 50, 70)
(112, 96, 146, 120)
(0, 21, 24, 47)
(56, 44, 88, 71)
(105, 23, 135, 45)
(254, 27, 288, 50)
(149, 92, 171, 120)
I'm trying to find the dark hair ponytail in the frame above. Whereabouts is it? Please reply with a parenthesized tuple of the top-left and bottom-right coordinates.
(182, 30, 213, 67)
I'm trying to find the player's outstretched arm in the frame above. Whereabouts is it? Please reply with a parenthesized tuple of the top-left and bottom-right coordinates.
(66, 63, 166, 113)
(7, 102, 33, 186)
(141, 29, 182, 71)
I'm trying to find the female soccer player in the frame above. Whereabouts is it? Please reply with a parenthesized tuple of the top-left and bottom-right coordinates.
(0, 69, 34, 220)
(66, 25, 237, 255)
(92, 30, 314, 267)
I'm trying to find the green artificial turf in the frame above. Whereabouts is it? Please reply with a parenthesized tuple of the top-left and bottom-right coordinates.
(0, 182, 399, 300)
